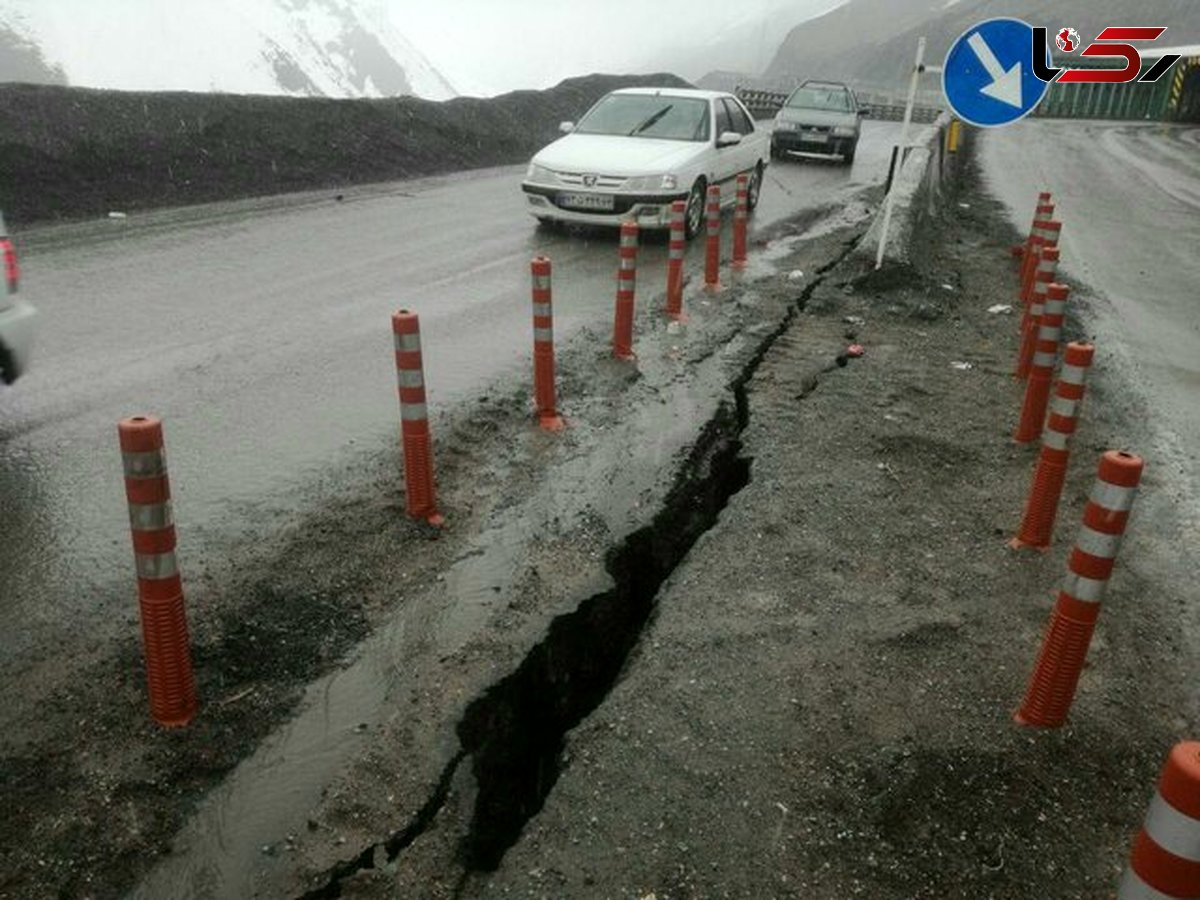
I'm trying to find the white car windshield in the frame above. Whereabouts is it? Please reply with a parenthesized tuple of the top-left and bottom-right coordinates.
(786, 87, 852, 112)
(575, 95, 711, 142)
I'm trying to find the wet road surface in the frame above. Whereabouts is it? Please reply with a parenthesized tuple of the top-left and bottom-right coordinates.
(0, 120, 901, 675)
(981, 120, 1200, 494)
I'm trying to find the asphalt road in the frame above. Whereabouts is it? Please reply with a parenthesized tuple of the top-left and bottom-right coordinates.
(981, 120, 1200, 501)
(0, 121, 902, 680)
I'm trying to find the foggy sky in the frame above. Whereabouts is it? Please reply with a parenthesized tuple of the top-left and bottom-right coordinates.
(381, 0, 845, 95)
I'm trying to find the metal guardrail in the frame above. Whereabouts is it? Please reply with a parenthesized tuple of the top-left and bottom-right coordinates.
(1033, 54, 1199, 122)
(736, 87, 943, 124)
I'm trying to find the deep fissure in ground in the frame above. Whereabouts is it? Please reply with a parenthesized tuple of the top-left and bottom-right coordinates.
(455, 408, 752, 873)
(298, 237, 862, 899)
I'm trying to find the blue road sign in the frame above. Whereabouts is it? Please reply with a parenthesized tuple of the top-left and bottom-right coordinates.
(942, 18, 1050, 127)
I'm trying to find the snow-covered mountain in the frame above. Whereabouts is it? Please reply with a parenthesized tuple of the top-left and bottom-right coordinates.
(0, 0, 457, 99)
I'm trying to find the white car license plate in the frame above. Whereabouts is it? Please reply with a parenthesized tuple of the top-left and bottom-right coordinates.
(805, 131, 829, 143)
(558, 192, 615, 211)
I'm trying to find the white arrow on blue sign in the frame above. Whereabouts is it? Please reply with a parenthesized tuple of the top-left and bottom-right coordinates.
(942, 18, 1051, 127)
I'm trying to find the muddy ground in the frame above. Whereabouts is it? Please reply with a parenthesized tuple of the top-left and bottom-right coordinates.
(0, 166, 876, 896)
(320, 154, 1197, 897)
(5, 140, 1194, 900)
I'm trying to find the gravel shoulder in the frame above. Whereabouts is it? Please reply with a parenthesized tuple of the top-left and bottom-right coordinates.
(411, 151, 1197, 899)
(7, 137, 1194, 900)
(0, 176, 875, 897)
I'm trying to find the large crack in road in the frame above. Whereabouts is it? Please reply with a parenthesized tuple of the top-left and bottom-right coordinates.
(297, 239, 862, 898)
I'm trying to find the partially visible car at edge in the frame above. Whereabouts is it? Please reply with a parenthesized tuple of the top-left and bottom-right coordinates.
(772, 80, 864, 165)
(0, 210, 37, 385)
(522, 88, 770, 239)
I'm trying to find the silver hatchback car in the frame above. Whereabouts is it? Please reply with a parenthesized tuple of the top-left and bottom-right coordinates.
(771, 80, 863, 165)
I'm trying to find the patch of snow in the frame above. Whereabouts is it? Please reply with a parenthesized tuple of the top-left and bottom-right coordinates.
(0, 0, 457, 100)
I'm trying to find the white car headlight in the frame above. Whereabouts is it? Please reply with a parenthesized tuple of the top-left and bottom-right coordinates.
(626, 174, 677, 192)
(525, 164, 556, 183)
(774, 120, 797, 131)
(832, 126, 857, 137)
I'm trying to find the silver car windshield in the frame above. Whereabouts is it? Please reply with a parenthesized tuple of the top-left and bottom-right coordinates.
(575, 95, 711, 142)
(786, 87, 852, 112)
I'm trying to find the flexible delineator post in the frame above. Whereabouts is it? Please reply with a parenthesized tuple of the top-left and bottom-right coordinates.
(1016, 263, 1056, 380)
(530, 256, 564, 431)
(118, 415, 198, 727)
(1014, 283, 1069, 443)
(704, 184, 721, 292)
(1015, 450, 1144, 727)
(1011, 342, 1094, 550)
(1119, 742, 1200, 898)
(1012, 193, 1053, 257)
(732, 173, 749, 270)
(666, 200, 687, 321)
(392, 310, 443, 526)
(612, 220, 638, 360)
(1018, 218, 1061, 306)
(1019, 243, 1059, 334)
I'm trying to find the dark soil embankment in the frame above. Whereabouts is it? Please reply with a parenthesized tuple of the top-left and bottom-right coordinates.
(0, 73, 688, 225)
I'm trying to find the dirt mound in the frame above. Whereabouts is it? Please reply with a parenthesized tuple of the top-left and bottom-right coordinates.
(0, 72, 690, 225)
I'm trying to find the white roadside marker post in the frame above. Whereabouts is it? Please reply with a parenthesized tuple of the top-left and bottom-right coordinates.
(875, 36, 927, 271)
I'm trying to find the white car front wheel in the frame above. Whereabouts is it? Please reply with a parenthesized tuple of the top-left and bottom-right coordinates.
(684, 179, 706, 240)
(747, 164, 763, 211)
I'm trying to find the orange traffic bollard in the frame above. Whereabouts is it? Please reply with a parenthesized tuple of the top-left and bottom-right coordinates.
(1119, 742, 1200, 899)
(392, 311, 443, 526)
(1010, 342, 1094, 551)
(1020, 244, 1059, 332)
(665, 200, 687, 321)
(1018, 219, 1061, 306)
(1015, 450, 1144, 727)
(612, 220, 638, 360)
(118, 416, 197, 728)
(704, 184, 721, 292)
(1015, 260, 1057, 380)
(530, 256, 564, 431)
(1014, 283, 1069, 443)
(1011, 193, 1053, 257)
(732, 173, 749, 270)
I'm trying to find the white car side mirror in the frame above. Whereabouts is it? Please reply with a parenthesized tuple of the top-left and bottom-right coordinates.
(716, 131, 743, 148)
(559, 121, 575, 134)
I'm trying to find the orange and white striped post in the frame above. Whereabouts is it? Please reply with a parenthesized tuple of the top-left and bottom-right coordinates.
(732, 173, 749, 270)
(1119, 742, 1200, 899)
(665, 200, 687, 321)
(703, 184, 722, 292)
(1020, 244, 1059, 335)
(392, 311, 444, 526)
(1012, 192, 1053, 257)
(1026, 196, 1054, 233)
(118, 415, 197, 728)
(1010, 342, 1094, 551)
(612, 220, 638, 360)
(1018, 219, 1061, 306)
(1014, 283, 1069, 444)
(1015, 256, 1058, 380)
(1015, 450, 1144, 728)
(530, 256, 564, 431)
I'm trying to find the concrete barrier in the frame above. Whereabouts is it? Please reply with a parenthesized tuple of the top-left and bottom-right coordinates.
(857, 111, 953, 267)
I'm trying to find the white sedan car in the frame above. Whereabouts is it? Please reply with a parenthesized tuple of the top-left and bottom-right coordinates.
(522, 88, 770, 239)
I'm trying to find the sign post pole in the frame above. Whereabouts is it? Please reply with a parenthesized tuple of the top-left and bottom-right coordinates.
(875, 36, 926, 271)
